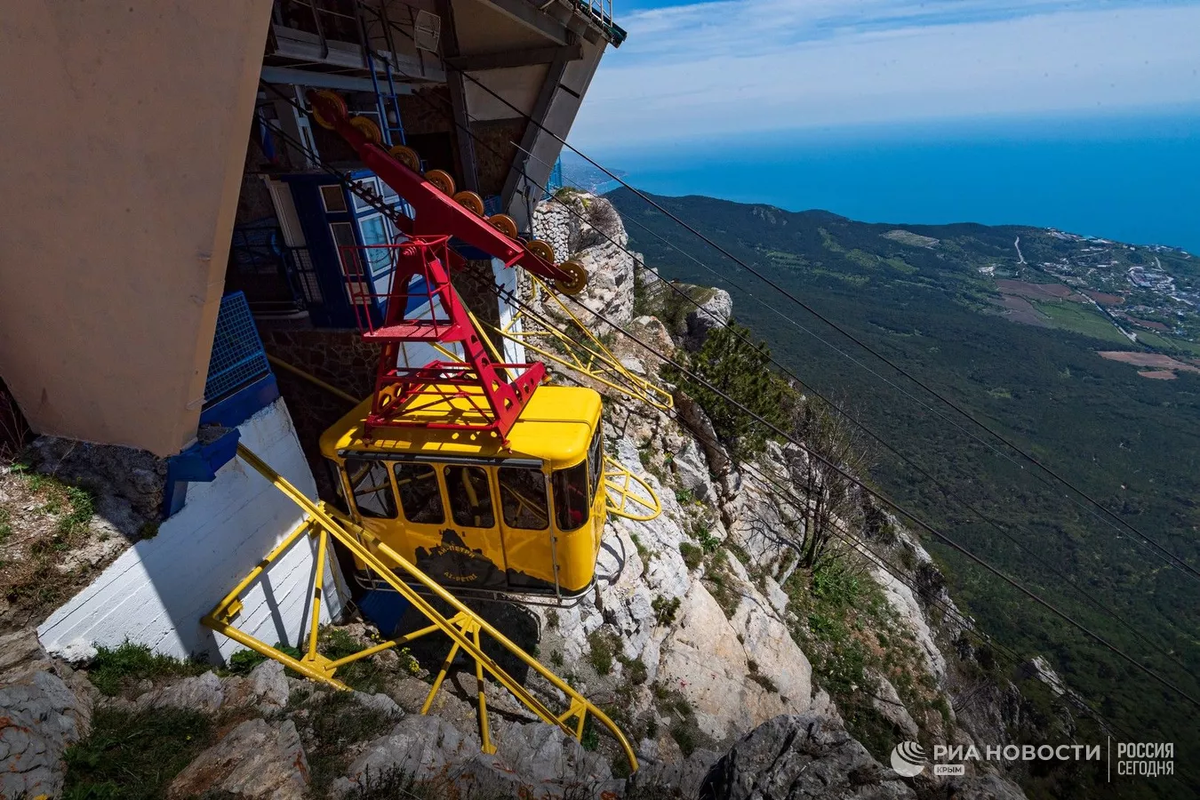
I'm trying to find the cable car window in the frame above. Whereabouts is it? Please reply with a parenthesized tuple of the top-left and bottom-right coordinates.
(588, 426, 603, 501)
(346, 458, 396, 519)
(394, 463, 445, 524)
(553, 461, 589, 532)
(499, 467, 549, 530)
(445, 466, 495, 528)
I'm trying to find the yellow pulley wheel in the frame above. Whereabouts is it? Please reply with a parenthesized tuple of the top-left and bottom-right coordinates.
(453, 191, 485, 216)
(487, 213, 519, 239)
(310, 90, 346, 130)
(424, 169, 456, 195)
(349, 116, 384, 146)
(527, 240, 556, 262)
(554, 260, 588, 296)
(389, 144, 420, 172)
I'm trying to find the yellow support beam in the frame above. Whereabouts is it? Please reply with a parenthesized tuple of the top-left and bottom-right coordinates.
(202, 443, 638, 773)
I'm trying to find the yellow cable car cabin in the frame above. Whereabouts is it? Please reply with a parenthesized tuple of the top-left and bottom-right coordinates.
(320, 384, 607, 598)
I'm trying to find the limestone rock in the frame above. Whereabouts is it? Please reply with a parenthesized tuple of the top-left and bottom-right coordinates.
(656, 583, 786, 742)
(731, 590, 812, 711)
(168, 718, 309, 799)
(0, 667, 91, 800)
(700, 714, 916, 799)
(340, 714, 470, 788)
(354, 690, 403, 718)
(673, 439, 715, 502)
(224, 659, 290, 710)
(868, 673, 919, 740)
(135, 670, 224, 713)
(494, 719, 612, 788)
(870, 564, 947, 683)
(630, 748, 721, 798)
(685, 288, 733, 349)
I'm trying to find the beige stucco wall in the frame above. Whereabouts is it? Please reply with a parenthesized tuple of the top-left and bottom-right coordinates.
(0, 1, 274, 456)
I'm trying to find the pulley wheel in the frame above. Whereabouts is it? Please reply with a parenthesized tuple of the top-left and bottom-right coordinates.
(349, 116, 383, 146)
(389, 144, 420, 172)
(527, 239, 556, 263)
(454, 191, 485, 216)
(554, 261, 588, 296)
(424, 169, 456, 195)
(310, 90, 346, 130)
(487, 214, 519, 239)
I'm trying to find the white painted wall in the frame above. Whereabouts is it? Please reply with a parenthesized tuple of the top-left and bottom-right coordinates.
(38, 398, 346, 663)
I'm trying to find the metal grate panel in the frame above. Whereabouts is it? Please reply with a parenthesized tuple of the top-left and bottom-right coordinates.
(204, 291, 270, 405)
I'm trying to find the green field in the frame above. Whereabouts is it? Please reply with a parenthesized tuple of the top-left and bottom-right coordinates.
(1032, 300, 1133, 345)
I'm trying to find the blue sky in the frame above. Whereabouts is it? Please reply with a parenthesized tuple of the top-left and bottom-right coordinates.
(572, 0, 1200, 150)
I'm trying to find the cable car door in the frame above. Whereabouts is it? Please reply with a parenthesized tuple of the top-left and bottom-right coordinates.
(496, 464, 558, 594)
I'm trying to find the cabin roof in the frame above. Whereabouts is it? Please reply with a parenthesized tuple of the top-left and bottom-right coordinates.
(319, 384, 602, 469)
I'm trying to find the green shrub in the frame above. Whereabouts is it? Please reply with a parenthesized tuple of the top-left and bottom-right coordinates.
(692, 523, 720, 553)
(587, 629, 617, 676)
(678, 542, 703, 570)
(619, 655, 648, 686)
(652, 595, 681, 626)
(319, 627, 386, 693)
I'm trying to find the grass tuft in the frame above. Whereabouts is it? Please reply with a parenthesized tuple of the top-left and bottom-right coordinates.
(63, 706, 214, 800)
(87, 641, 209, 697)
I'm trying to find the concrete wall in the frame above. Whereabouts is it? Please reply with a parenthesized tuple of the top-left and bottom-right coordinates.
(0, 1, 274, 457)
(38, 398, 346, 663)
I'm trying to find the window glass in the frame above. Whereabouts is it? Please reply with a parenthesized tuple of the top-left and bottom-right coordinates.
(353, 177, 380, 212)
(553, 461, 589, 532)
(320, 185, 347, 213)
(588, 425, 603, 501)
(359, 215, 392, 276)
(346, 459, 396, 519)
(394, 463, 444, 524)
(499, 467, 549, 530)
(444, 466, 495, 528)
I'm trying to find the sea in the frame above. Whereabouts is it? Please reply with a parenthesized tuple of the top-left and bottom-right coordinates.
(575, 109, 1200, 255)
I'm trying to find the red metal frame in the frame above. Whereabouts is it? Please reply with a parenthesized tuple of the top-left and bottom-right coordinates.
(340, 236, 545, 441)
(307, 90, 571, 284)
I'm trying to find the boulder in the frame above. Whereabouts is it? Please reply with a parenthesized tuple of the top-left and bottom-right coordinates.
(699, 714, 916, 799)
(685, 288, 733, 349)
(0, 667, 91, 800)
(339, 714, 470, 789)
(494, 719, 613, 788)
(168, 718, 309, 799)
(224, 659, 289, 710)
(135, 670, 224, 713)
(868, 674, 920, 740)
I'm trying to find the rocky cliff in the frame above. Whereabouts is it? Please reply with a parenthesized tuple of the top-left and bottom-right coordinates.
(0, 193, 1062, 799)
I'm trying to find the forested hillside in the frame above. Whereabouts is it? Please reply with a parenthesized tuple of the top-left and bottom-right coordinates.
(608, 188, 1200, 797)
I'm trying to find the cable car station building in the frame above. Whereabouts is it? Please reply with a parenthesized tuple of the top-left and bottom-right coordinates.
(0, 0, 630, 687)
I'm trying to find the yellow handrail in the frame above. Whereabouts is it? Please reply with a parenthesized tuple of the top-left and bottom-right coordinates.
(204, 443, 638, 772)
(265, 354, 361, 405)
(603, 455, 663, 521)
(486, 275, 674, 412)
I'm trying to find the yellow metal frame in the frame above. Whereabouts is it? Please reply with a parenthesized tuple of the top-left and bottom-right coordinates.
(602, 455, 662, 522)
(202, 443, 638, 772)
(488, 276, 674, 412)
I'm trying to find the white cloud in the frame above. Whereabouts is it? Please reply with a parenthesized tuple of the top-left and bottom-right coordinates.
(572, 1, 1200, 149)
